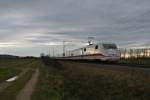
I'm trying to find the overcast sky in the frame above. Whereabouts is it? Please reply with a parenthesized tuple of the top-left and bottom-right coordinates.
(0, 0, 150, 56)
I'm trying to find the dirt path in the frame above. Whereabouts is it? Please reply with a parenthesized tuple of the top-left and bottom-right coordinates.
(16, 69, 39, 100)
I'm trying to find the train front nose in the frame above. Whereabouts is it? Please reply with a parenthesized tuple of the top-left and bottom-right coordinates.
(105, 49, 120, 60)
(106, 49, 118, 55)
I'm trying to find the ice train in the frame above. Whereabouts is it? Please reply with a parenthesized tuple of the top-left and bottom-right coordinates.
(60, 43, 120, 61)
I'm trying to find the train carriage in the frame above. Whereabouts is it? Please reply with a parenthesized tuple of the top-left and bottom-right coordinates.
(63, 42, 120, 61)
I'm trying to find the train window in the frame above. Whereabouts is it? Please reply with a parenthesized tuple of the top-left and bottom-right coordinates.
(71, 53, 73, 56)
(103, 44, 117, 49)
(95, 45, 98, 49)
(84, 48, 86, 51)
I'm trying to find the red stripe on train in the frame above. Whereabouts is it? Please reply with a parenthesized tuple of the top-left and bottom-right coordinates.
(61, 53, 119, 58)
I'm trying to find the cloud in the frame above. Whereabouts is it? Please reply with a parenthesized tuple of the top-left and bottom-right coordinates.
(0, 42, 19, 48)
(0, 0, 150, 56)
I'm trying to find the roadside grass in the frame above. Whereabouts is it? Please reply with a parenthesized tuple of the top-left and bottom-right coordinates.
(33, 57, 150, 100)
(32, 60, 63, 100)
(0, 58, 39, 100)
(0, 58, 38, 83)
(0, 70, 34, 100)
(0, 68, 20, 83)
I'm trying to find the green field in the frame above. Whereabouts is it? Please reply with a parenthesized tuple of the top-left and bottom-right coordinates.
(0, 58, 39, 100)
(0, 68, 20, 83)
(0, 58, 150, 100)
(0, 70, 34, 100)
(0, 58, 38, 83)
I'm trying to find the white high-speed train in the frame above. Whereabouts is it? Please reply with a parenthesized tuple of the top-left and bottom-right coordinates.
(61, 43, 120, 61)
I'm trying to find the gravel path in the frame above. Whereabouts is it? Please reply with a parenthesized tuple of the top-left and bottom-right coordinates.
(16, 69, 39, 100)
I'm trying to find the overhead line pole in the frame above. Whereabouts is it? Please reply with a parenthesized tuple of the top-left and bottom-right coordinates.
(53, 47, 54, 57)
(62, 40, 73, 57)
(63, 41, 65, 56)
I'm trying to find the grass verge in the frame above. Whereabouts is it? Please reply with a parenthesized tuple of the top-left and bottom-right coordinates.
(32, 60, 63, 100)
(0, 68, 20, 83)
(0, 70, 34, 100)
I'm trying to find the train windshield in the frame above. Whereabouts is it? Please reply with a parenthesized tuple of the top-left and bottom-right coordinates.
(103, 44, 117, 49)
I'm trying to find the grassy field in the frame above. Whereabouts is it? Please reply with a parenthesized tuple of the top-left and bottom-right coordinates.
(0, 58, 39, 100)
(0, 57, 150, 100)
(32, 57, 150, 100)
(32, 59, 63, 100)
(0, 58, 38, 83)
(0, 68, 20, 83)
(0, 70, 34, 100)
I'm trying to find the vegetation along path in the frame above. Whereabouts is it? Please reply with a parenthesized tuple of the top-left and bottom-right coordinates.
(16, 68, 39, 100)
(0, 68, 29, 93)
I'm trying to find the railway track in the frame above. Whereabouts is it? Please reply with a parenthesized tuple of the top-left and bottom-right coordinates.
(57, 59, 150, 68)
(57, 59, 150, 75)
